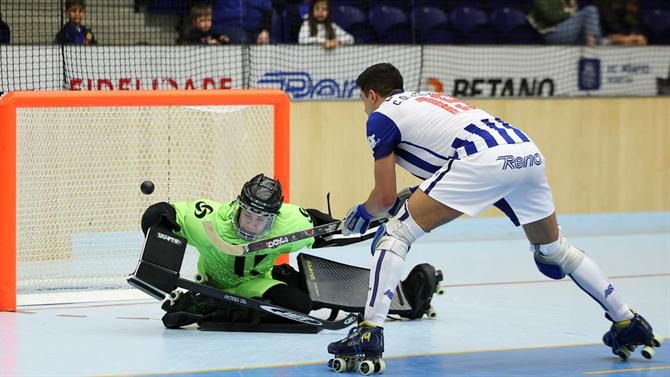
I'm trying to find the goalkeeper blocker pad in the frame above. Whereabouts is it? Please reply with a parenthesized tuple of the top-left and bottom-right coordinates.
(298, 253, 444, 321)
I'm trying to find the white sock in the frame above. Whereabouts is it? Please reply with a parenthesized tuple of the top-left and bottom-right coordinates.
(569, 255, 633, 322)
(364, 249, 406, 326)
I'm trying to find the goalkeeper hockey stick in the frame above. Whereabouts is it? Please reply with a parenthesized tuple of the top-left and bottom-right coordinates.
(177, 277, 358, 330)
(203, 220, 343, 256)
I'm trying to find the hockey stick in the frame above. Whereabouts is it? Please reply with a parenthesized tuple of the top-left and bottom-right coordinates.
(177, 278, 358, 330)
(203, 220, 343, 256)
(203, 187, 415, 256)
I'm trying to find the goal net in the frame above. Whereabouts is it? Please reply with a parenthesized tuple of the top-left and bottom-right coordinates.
(0, 90, 290, 311)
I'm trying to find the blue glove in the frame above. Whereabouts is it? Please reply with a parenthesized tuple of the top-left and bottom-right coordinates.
(342, 204, 374, 236)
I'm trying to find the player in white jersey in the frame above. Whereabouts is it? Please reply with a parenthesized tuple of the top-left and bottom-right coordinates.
(326, 63, 662, 373)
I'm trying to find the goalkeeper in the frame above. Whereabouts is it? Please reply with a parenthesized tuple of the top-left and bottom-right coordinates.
(141, 173, 334, 328)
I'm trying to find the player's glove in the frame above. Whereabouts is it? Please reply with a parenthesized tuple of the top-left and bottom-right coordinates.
(141, 202, 182, 235)
(343, 203, 374, 236)
(386, 186, 418, 217)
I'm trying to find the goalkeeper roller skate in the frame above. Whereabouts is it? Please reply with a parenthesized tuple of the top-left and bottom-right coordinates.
(602, 311, 663, 360)
(327, 321, 385, 375)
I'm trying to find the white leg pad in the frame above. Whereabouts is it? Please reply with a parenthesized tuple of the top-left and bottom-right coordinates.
(532, 236, 585, 279)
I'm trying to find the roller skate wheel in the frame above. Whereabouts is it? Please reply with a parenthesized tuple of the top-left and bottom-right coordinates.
(169, 290, 181, 301)
(377, 359, 386, 373)
(195, 274, 207, 283)
(359, 360, 375, 376)
(332, 358, 347, 373)
(346, 358, 358, 372)
(615, 346, 631, 360)
(436, 283, 445, 295)
(327, 359, 333, 369)
(641, 346, 655, 359)
(652, 334, 663, 348)
(426, 306, 437, 319)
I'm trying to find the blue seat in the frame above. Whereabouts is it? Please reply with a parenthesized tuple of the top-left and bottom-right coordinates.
(281, 5, 303, 43)
(450, 6, 497, 44)
(147, 0, 189, 15)
(410, 6, 453, 44)
(331, 5, 374, 43)
(368, 5, 412, 43)
(271, 10, 283, 43)
(489, 7, 541, 44)
(643, 9, 670, 44)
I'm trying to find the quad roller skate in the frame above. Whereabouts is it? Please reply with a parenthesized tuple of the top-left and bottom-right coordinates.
(327, 321, 386, 375)
(602, 311, 663, 360)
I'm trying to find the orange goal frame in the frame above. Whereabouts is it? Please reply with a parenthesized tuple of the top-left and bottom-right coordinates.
(0, 90, 290, 311)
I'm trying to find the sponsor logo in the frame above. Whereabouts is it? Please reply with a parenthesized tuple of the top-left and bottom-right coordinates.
(259, 304, 322, 326)
(306, 259, 317, 281)
(604, 284, 614, 298)
(223, 294, 247, 304)
(367, 134, 379, 149)
(452, 78, 555, 97)
(194, 201, 214, 219)
(156, 232, 182, 245)
(605, 63, 651, 85)
(578, 58, 601, 91)
(497, 153, 543, 170)
(384, 289, 394, 301)
(265, 236, 289, 248)
(257, 71, 358, 99)
(68, 77, 233, 91)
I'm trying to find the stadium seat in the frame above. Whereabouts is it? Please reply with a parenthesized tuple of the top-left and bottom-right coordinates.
(281, 5, 303, 43)
(368, 5, 413, 43)
(331, 5, 375, 43)
(146, 0, 189, 15)
(639, 0, 670, 11)
(489, 7, 541, 44)
(271, 10, 283, 44)
(450, 6, 497, 44)
(410, 6, 453, 44)
(642, 9, 670, 44)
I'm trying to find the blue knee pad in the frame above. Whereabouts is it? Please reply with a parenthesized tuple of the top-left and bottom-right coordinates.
(370, 219, 411, 259)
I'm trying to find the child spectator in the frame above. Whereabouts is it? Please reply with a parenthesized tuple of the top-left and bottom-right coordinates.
(298, 0, 354, 49)
(595, 0, 647, 45)
(186, 3, 230, 45)
(55, 0, 97, 45)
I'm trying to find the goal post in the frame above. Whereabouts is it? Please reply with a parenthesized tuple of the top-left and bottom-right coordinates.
(0, 90, 290, 311)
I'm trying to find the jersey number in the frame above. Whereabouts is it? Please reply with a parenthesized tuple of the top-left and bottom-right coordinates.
(416, 93, 476, 114)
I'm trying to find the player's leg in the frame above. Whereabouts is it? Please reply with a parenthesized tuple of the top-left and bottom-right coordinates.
(511, 147, 661, 358)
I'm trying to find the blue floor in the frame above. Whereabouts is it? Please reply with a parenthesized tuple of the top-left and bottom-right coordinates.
(1, 212, 669, 377)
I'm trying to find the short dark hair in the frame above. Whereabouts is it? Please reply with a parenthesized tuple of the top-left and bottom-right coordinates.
(65, 0, 86, 10)
(355, 63, 404, 97)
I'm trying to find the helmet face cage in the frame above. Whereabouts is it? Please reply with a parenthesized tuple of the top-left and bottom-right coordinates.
(233, 200, 277, 241)
(233, 174, 284, 241)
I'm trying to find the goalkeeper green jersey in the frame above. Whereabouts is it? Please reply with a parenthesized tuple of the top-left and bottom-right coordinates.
(171, 199, 315, 290)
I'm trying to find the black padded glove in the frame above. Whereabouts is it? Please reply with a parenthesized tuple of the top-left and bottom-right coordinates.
(141, 202, 181, 235)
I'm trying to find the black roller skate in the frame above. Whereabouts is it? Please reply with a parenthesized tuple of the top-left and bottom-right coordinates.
(602, 311, 663, 360)
(327, 321, 386, 375)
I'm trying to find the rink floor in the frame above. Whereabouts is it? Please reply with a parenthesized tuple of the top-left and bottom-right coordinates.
(1, 212, 669, 377)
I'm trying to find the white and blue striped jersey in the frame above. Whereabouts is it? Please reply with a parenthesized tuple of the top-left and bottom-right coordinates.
(366, 91, 531, 179)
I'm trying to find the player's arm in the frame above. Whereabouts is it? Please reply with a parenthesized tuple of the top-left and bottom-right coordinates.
(364, 153, 398, 216)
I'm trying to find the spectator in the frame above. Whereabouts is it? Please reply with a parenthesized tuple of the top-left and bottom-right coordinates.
(595, 0, 647, 46)
(185, 3, 230, 45)
(213, 0, 272, 44)
(528, 0, 601, 46)
(0, 13, 9, 45)
(298, 0, 354, 49)
(55, 0, 96, 45)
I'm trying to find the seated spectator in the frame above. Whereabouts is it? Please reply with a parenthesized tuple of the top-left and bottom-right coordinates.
(213, 0, 272, 45)
(55, 0, 96, 45)
(185, 3, 230, 45)
(595, 0, 647, 46)
(528, 0, 601, 46)
(298, 0, 354, 49)
(0, 13, 9, 45)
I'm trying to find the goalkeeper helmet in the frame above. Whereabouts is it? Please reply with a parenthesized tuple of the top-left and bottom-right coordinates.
(234, 174, 284, 241)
